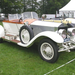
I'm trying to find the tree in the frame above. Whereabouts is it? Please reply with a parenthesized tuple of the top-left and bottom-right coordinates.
(38, 0, 70, 15)
(0, 0, 70, 17)
(25, 0, 39, 12)
(0, 0, 23, 14)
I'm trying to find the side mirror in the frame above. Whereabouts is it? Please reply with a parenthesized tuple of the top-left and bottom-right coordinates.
(42, 14, 46, 20)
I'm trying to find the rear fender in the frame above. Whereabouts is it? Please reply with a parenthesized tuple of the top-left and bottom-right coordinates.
(0, 25, 5, 38)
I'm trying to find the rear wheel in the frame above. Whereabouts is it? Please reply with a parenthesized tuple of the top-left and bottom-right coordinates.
(38, 38, 59, 63)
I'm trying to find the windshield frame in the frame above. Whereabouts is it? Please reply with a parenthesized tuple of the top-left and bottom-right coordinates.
(8, 12, 38, 21)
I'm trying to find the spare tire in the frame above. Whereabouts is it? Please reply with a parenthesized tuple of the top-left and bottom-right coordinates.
(19, 25, 34, 44)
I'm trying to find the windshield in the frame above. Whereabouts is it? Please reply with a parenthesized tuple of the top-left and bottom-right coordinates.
(8, 12, 38, 21)
(22, 12, 38, 19)
(32, 12, 38, 19)
(22, 12, 32, 19)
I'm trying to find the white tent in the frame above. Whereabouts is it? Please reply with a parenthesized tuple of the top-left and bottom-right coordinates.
(59, 0, 75, 11)
(59, 0, 75, 18)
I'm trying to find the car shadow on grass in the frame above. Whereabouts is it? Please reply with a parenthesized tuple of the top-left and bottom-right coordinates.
(2, 40, 38, 55)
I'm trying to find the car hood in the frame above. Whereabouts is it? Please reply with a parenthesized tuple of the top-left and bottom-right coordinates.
(31, 20, 62, 27)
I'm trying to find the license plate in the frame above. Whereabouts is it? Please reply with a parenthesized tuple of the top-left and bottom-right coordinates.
(64, 38, 70, 42)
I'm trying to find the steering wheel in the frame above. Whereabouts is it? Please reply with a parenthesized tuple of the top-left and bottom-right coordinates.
(19, 17, 22, 22)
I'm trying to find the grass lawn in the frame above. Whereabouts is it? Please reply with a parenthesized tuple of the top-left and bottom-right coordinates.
(0, 22, 75, 75)
(0, 21, 3, 25)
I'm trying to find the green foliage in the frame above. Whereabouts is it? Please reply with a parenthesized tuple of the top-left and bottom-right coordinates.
(0, 30, 75, 75)
(0, 0, 70, 15)
(0, 22, 3, 25)
(39, 0, 70, 15)
(0, 19, 75, 74)
(0, 0, 23, 14)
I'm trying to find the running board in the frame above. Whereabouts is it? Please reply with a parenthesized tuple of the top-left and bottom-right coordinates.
(17, 42, 31, 47)
(2, 34, 20, 43)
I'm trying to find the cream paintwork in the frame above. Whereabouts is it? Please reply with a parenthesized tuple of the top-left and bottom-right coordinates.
(3, 22, 23, 35)
(2, 20, 63, 48)
(18, 31, 64, 47)
(1, 12, 75, 63)
(0, 14, 73, 48)
(68, 28, 75, 32)
(31, 20, 61, 27)
(0, 25, 5, 37)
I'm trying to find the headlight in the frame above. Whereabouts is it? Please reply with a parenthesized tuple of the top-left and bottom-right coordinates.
(68, 28, 75, 36)
(68, 28, 75, 41)
(58, 29, 67, 39)
(72, 29, 75, 36)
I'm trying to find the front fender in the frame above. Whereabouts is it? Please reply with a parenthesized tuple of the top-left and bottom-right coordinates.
(18, 31, 64, 47)
(36, 31, 64, 43)
(0, 25, 5, 38)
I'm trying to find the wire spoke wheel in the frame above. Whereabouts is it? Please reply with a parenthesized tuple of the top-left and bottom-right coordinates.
(38, 38, 59, 63)
(41, 43, 54, 60)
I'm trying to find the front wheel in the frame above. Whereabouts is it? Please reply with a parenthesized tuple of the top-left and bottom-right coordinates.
(38, 38, 59, 63)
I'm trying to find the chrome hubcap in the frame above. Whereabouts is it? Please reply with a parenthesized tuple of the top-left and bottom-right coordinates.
(40, 43, 54, 60)
(21, 29, 30, 43)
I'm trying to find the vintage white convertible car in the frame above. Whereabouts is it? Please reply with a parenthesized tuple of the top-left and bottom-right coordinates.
(0, 12, 75, 63)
